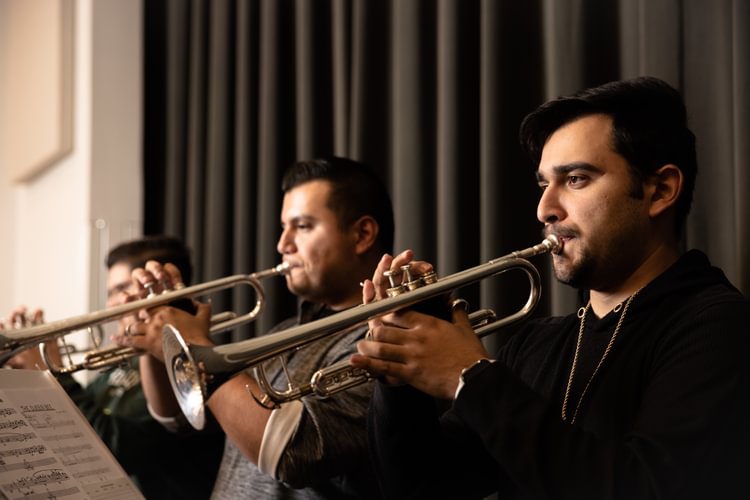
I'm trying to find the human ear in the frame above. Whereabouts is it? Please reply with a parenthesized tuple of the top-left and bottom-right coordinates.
(352, 216, 379, 255)
(648, 164, 683, 218)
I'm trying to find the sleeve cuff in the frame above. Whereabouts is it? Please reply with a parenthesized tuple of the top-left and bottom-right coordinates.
(454, 358, 495, 399)
(147, 402, 187, 432)
(257, 399, 305, 478)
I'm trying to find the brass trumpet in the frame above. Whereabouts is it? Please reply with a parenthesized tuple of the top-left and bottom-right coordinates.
(163, 235, 561, 430)
(0, 263, 291, 372)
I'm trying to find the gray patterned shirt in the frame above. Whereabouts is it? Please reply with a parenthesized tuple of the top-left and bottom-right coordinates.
(211, 302, 380, 499)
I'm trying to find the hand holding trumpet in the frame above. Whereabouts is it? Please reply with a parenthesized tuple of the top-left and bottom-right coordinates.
(1, 306, 47, 369)
(110, 260, 213, 420)
(351, 249, 490, 400)
(113, 261, 213, 363)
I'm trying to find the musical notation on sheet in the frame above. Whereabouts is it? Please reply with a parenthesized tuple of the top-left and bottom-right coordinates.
(0, 369, 144, 499)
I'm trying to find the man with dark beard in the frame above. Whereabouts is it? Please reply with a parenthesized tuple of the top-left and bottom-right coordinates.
(352, 77, 750, 499)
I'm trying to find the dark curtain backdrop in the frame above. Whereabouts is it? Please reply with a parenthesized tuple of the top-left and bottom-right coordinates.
(143, 0, 749, 344)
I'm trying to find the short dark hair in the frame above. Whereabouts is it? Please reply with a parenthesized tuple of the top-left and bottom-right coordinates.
(519, 76, 697, 236)
(281, 156, 394, 254)
(105, 235, 193, 285)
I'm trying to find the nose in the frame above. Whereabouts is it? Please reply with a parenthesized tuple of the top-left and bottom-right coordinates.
(536, 184, 565, 225)
(276, 227, 295, 255)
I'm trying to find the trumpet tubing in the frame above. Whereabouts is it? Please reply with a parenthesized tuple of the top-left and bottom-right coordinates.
(163, 235, 561, 430)
(41, 311, 244, 375)
(0, 263, 290, 371)
(253, 308, 500, 406)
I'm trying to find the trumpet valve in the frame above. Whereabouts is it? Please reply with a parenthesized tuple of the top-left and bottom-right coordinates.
(402, 264, 422, 291)
(383, 264, 438, 297)
(403, 264, 438, 289)
(419, 270, 438, 286)
(384, 268, 406, 297)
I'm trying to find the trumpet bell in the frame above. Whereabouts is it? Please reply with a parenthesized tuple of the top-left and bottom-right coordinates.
(164, 324, 209, 429)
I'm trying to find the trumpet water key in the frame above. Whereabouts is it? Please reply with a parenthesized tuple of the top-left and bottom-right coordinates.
(163, 235, 561, 430)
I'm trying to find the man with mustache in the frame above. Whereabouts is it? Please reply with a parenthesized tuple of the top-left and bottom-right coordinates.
(353, 77, 750, 499)
(118, 157, 392, 499)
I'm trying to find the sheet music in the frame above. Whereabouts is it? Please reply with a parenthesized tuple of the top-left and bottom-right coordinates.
(0, 370, 144, 499)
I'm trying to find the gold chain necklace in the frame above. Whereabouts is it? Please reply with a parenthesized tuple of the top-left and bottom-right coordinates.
(561, 288, 642, 424)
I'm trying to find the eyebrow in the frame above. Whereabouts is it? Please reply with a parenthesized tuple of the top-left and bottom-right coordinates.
(535, 162, 603, 182)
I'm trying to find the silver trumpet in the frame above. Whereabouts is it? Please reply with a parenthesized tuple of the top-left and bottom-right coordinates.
(163, 235, 561, 430)
(0, 263, 291, 373)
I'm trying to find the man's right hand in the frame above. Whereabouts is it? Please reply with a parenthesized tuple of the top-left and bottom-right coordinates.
(112, 260, 213, 362)
(351, 251, 489, 400)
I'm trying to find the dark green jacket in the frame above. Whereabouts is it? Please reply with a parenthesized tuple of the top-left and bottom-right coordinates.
(59, 359, 224, 499)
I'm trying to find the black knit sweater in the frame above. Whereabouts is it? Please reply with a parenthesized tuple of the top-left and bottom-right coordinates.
(368, 250, 750, 499)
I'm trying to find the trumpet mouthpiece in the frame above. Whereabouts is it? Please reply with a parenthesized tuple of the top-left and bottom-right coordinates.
(546, 234, 563, 255)
(276, 262, 292, 274)
(275, 262, 291, 273)
(276, 261, 302, 274)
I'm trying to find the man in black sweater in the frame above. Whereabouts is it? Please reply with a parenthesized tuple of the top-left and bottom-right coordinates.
(352, 76, 750, 499)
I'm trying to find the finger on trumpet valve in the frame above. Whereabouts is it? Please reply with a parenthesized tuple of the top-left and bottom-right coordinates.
(384, 262, 438, 297)
(403, 264, 438, 290)
(144, 281, 159, 298)
(158, 277, 173, 292)
(419, 269, 438, 285)
(383, 268, 406, 297)
(7, 313, 42, 329)
(402, 264, 421, 291)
